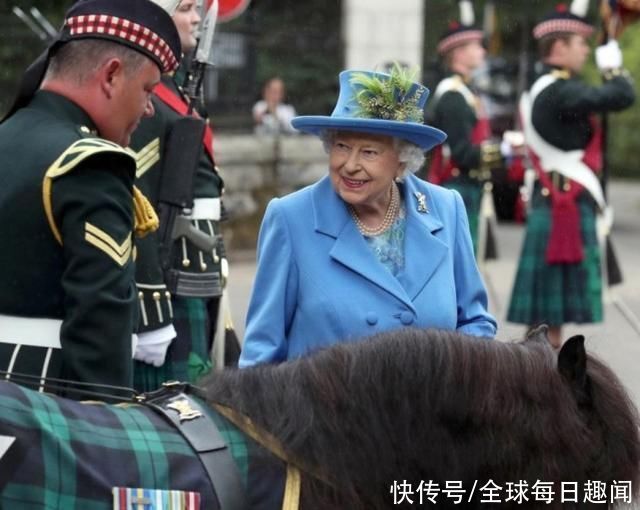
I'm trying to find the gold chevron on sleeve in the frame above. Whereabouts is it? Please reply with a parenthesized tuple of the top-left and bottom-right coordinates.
(43, 138, 135, 245)
(127, 137, 160, 178)
(84, 222, 132, 267)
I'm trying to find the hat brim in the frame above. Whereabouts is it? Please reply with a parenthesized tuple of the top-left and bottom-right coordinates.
(291, 116, 447, 152)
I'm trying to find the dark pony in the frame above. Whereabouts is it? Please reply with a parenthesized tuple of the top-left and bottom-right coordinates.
(204, 327, 640, 509)
(0, 327, 637, 509)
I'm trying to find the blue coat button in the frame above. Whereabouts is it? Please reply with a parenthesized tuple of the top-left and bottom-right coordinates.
(400, 311, 414, 325)
(366, 312, 378, 325)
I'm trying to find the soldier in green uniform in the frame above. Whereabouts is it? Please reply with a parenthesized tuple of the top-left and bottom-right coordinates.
(0, 0, 181, 396)
(427, 3, 502, 258)
(507, 2, 635, 349)
(129, 0, 232, 391)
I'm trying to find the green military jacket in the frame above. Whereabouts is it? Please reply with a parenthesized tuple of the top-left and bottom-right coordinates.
(532, 66, 635, 150)
(430, 72, 482, 172)
(0, 91, 137, 391)
(128, 73, 225, 334)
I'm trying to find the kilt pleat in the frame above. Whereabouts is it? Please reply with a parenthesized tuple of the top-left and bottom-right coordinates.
(507, 191, 602, 326)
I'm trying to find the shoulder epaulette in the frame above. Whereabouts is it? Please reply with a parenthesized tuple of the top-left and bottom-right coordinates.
(434, 75, 476, 107)
(550, 69, 571, 80)
(43, 138, 134, 245)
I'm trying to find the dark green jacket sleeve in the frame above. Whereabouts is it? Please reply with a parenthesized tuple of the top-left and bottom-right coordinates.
(52, 151, 136, 388)
(554, 75, 635, 114)
(435, 90, 481, 170)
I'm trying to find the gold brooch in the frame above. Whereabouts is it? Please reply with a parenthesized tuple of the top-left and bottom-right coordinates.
(414, 191, 428, 213)
(167, 399, 203, 422)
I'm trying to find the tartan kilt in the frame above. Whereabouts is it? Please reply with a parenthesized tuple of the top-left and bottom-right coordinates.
(507, 190, 602, 326)
(134, 297, 219, 393)
(441, 175, 483, 252)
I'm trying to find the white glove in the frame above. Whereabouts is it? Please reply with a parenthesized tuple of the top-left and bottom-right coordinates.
(596, 40, 623, 71)
(500, 138, 513, 159)
(134, 325, 177, 367)
(500, 131, 525, 159)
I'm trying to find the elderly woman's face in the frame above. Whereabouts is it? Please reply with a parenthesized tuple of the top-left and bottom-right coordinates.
(329, 132, 403, 209)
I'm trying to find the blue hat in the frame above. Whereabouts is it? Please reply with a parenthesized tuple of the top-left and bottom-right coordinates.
(291, 69, 446, 152)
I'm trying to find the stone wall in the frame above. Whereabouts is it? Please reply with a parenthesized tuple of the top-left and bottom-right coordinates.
(215, 134, 328, 250)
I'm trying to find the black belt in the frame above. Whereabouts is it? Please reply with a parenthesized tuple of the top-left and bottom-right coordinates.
(142, 382, 248, 510)
(166, 269, 222, 297)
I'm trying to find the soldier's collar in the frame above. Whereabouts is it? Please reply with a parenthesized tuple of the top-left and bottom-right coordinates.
(544, 64, 572, 80)
(31, 90, 99, 133)
(448, 71, 472, 85)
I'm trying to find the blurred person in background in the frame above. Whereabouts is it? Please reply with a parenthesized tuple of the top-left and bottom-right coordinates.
(507, 1, 635, 349)
(253, 76, 298, 135)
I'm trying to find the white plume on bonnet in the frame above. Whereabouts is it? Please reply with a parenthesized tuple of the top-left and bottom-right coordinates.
(459, 0, 475, 26)
(570, 0, 590, 17)
(149, 0, 181, 15)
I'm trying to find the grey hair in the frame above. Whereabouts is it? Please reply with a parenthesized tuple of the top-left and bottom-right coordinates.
(320, 129, 426, 176)
(395, 138, 426, 176)
(44, 39, 150, 85)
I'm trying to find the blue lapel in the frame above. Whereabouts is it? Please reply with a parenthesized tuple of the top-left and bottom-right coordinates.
(396, 176, 449, 301)
(312, 176, 414, 308)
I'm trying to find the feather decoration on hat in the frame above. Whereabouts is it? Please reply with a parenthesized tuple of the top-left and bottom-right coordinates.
(459, 0, 475, 26)
(570, 0, 591, 17)
(350, 63, 424, 123)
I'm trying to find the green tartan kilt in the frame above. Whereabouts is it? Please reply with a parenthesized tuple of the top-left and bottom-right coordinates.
(134, 297, 219, 392)
(441, 175, 482, 252)
(507, 190, 602, 326)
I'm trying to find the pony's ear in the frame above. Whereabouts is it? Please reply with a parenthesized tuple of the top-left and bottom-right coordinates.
(557, 335, 590, 401)
(526, 324, 549, 344)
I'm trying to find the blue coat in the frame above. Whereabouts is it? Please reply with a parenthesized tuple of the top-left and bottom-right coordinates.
(239, 174, 496, 367)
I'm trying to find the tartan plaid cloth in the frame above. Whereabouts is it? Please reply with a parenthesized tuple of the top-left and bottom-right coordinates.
(0, 380, 285, 510)
(507, 188, 602, 326)
(440, 176, 483, 254)
(134, 297, 217, 393)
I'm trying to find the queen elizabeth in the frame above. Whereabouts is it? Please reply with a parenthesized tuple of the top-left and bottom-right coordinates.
(240, 65, 497, 366)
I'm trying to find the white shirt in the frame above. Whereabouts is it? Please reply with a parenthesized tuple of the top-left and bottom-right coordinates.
(252, 100, 298, 135)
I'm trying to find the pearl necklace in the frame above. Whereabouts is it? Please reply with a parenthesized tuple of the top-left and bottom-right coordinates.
(349, 183, 400, 237)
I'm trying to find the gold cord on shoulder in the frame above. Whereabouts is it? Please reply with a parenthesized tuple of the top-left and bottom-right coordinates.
(132, 186, 159, 238)
(42, 138, 134, 245)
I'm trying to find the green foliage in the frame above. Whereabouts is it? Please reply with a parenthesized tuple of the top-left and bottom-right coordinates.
(350, 63, 424, 122)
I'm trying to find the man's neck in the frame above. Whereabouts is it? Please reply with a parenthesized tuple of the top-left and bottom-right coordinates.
(449, 63, 471, 81)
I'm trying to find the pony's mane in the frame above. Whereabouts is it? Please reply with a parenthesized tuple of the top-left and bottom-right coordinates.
(204, 329, 640, 509)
